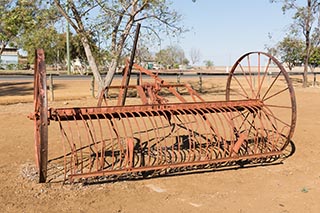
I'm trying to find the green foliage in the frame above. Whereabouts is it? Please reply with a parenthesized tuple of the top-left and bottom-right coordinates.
(309, 47, 320, 67)
(155, 45, 187, 68)
(275, 36, 320, 69)
(271, 0, 320, 86)
(276, 36, 305, 70)
(204, 60, 214, 68)
(0, 0, 38, 52)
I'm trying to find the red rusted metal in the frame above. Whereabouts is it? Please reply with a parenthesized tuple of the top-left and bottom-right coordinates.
(226, 52, 297, 150)
(30, 49, 296, 183)
(31, 49, 48, 183)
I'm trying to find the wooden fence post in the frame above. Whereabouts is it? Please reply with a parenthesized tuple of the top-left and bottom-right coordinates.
(199, 73, 203, 93)
(91, 75, 95, 97)
(49, 74, 54, 101)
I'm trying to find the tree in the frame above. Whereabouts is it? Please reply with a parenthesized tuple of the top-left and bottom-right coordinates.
(155, 45, 187, 68)
(53, 0, 185, 93)
(135, 43, 153, 64)
(204, 60, 214, 69)
(189, 48, 201, 65)
(276, 36, 305, 70)
(309, 46, 320, 69)
(0, 0, 38, 54)
(271, 0, 320, 87)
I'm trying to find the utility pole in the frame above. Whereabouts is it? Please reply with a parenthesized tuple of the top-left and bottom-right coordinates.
(66, 1, 71, 75)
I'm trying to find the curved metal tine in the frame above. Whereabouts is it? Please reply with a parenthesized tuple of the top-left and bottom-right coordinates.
(94, 113, 106, 170)
(210, 107, 229, 157)
(72, 114, 84, 174)
(218, 106, 242, 155)
(200, 107, 226, 158)
(224, 105, 244, 137)
(85, 112, 101, 171)
(230, 108, 251, 134)
(194, 107, 216, 160)
(277, 125, 291, 150)
(101, 113, 116, 170)
(248, 105, 268, 155)
(260, 106, 290, 151)
(228, 105, 258, 155)
(242, 106, 259, 139)
(126, 111, 144, 168)
(135, 111, 152, 167)
(79, 114, 97, 151)
(117, 112, 132, 168)
(144, 110, 161, 166)
(108, 113, 124, 170)
(182, 108, 198, 162)
(169, 110, 184, 163)
(232, 106, 253, 154)
(153, 110, 173, 165)
(149, 111, 165, 165)
(174, 109, 194, 163)
(163, 110, 180, 164)
(191, 107, 214, 160)
(178, 109, 196, 162)
(56, 115, 68, 181)
(62, 111, 80, 175)
(258, 107, 278, 152)
(120, 112, 136, 169)
(78, 113, 96, 173)
(182, 108, 201, 162)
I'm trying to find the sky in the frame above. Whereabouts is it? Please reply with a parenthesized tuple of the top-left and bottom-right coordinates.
(161, 0, 297, 66)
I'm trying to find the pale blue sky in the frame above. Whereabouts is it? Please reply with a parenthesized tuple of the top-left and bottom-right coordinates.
(163, 0, 297, 66)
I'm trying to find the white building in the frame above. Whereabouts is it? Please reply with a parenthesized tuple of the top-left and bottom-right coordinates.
(0, 46, 19, 69)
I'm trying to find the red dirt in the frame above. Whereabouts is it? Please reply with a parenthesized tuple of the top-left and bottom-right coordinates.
(0, 76, 319, 212)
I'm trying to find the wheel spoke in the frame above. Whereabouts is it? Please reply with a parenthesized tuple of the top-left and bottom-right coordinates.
(263, 87, 289, 102)
(246, 55, 254, 92)
(264, 104, 292, 109)
(256, 58, 271, 99)
(230, 75, 250, 99)
(239, 58, 257, 98)
(229, 88, 249, 99)
(262, 107, 291, 128)
(262, 70, 282, 100)
(226, 52, 296, 152)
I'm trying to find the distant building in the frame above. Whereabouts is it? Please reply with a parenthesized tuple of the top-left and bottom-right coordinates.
(0, 46, 19, 69)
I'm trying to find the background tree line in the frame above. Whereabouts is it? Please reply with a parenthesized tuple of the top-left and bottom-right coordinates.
(2, 0, 320, 88)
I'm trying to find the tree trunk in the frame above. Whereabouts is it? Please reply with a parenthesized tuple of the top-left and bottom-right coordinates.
(0, 43, 6, 55)
(303, 0, 312, 88)
(80, 36, 104, 93)
(104, 58, 118, 88)
(303, 60, 308, 87)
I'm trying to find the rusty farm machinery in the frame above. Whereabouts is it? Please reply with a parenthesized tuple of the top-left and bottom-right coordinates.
(29, 30, 296, 183)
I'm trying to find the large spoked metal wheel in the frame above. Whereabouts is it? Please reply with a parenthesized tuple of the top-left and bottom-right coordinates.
(226, 52, 297, 151)
(33, 49, 48, 183)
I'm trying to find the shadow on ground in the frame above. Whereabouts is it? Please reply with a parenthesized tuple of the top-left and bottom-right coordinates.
(0, 82, 33, 97)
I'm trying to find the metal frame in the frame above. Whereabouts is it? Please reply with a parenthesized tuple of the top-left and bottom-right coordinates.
(29, 48, 297, 183)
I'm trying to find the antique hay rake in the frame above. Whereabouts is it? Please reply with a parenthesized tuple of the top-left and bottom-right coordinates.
(29, 47, 296, 183)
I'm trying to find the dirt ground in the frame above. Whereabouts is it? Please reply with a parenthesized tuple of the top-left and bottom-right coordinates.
(0, 75, 319, 213)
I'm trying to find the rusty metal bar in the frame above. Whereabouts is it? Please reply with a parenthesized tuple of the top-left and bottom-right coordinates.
(49, 99, 263, 121)
(33, 49, 48, 183)
(120, 23, 141, 106)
